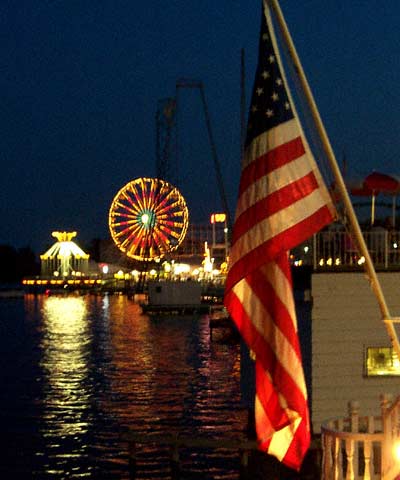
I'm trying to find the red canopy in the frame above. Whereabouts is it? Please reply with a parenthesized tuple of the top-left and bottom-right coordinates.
(346, 179, 373, 197)
(363, 172, 400, 195)
(354, 172, 400, 226)
(331, 172, 400, 226)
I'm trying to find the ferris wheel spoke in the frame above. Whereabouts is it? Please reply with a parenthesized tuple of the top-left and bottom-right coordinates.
(161, 220, 185, 229)
(111, 209, 137, 219)
(158, 225, 183, 239)
(120, 233, 135, 248)
(154, 191, 178, 215)
(121, 224, 146, 249)
(153, 190, 172, 209)
(167, 199, 185, 212)
(111, 218, 138, 228)
(117, 223, 146, 249)
(129, 182, 147, 213)
(159, 221, 187, 237)
(120, 190, 142, 213)
(119, 223, 144, 241)
(113, 200, 135, 215)
(118, 234, 137, 251)
(138, 235, 153, 258)
(114, 202, 141, 220)
(149, 187, 164, 213)
(114, 224, 136, 240)
(148, 179, 163, 206)
(152, 227, 171, 252)
(157, 203, 181, 218)
(158, 224, 173, 235)
(139, 178, 154, 212)
(148, 235, 162, 255)
(126, 238, 143, 257)
(158, 224, 181, 240)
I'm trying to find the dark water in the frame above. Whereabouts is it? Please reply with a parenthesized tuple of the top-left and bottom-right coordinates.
(0, 293, 248, 479)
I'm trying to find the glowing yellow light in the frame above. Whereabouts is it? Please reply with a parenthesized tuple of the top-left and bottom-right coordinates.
(210, 213, 226, 224)
(163, 262, 171, 273)
(319, 259, 324, 266)
(131, 270, 139, 279)
(335, 258, 341, 266)
(393, 440, 400, 462)
(141, 213, 149, 224)
(52, 231, 77, 242)
(304, 246, 309, 253)
(114, 270, 124, 279)
(173, 263, 190, 275)
(327, 257, 333, 266)
(358, 256, 366, 265)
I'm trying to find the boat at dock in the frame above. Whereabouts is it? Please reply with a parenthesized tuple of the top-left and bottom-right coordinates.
(140, 279, 211, 315)
(208, 305, 239, 343)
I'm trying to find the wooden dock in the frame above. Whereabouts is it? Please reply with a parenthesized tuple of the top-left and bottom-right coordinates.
(122, 431, 257, 480)
(122, 430, 322, 479)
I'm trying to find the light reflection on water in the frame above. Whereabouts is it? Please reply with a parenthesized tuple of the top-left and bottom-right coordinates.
(0, 294, 247, 479)
(39, 296, 93, 477)
(41, 296, 91, 437)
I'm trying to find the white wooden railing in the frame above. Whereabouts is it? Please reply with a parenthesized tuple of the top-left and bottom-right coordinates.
(290, 228, 400, 269)
(321, 395, 400, 479)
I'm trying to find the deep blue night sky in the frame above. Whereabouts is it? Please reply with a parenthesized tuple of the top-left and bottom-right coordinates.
(2, 1, 400, 253)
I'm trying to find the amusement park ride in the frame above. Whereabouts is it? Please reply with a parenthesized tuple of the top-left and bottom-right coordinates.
(108, 177, 189, 262)
(108, 80, 231, 271)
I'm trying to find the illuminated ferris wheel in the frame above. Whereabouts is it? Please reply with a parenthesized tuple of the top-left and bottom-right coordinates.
(108, 177, 189, 261)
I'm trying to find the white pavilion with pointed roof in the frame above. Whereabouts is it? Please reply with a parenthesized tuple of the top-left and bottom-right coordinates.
(40, 231, 90, 278)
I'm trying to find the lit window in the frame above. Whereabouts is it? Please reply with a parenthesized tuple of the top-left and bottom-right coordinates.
(366, 347, 400, 376)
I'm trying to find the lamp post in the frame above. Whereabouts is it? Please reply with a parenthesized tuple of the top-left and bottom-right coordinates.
(210, 213, 228, 265)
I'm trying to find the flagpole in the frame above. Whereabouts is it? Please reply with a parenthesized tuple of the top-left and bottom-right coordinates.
(267, 0, 400, 355)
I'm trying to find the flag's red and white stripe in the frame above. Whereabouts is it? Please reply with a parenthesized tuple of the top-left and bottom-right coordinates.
(225, 62, 335, 474)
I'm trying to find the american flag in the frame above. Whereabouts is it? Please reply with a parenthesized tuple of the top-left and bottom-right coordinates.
(224, 1, 335, 471)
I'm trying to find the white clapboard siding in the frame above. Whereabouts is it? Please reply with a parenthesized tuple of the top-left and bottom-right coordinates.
(311, 271, 400, 433)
